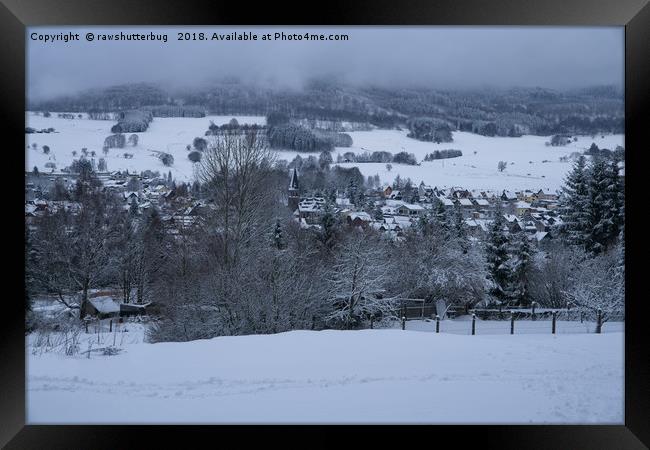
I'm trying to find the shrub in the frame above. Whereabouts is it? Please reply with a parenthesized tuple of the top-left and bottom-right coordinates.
(159, 153, 174, 166)
(188, 150, 202, 163)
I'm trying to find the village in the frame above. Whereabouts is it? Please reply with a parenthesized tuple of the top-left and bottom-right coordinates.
(289, 168, 560, 245)
(26, 166, 562, 246)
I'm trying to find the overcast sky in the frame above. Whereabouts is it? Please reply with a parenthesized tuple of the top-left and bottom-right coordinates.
(27, 26, 624, 100)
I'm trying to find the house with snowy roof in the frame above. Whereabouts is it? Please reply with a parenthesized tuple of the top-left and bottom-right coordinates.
(296, 197, 327, 224)
(450, 187, 471, 199)
(518, 190, 537, 203)
(529, 231, 552, 245)
(456, 198, 474, 208)
(396, 203, 425, 217)
(346, 211, 373, 228)
(501, 190, 518, 201)
(437, 197, 455, 208)
(388, 215, 413, 229)
(418, 183, 435, 198)
(82, 296, 121, 319)
(473, 198, 490, 208)
(388, 190, 403, 200)
(515, 201, 532, 216)
(536, 188, 559, 201)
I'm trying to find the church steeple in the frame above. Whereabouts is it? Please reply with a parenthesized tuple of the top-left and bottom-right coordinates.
(289, 168, 299, 190)
(288, 168, 300, 212)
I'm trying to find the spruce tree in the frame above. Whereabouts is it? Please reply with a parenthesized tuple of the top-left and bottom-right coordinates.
(373, 203, 384, 221)
(603, 157, 624, 245)
(320, 202, 337, 250)
(453, 205, 468, 253)
(560, 155, 589, 247)
(585, 156, 613, 254)
(435, 201, 451, 239)
(485, 207, 511, 301)
(507, 231, 534, 305)
(346, 180, 358, 206)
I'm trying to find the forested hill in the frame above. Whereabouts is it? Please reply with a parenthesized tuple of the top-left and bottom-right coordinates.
(29, 80, 624, 136)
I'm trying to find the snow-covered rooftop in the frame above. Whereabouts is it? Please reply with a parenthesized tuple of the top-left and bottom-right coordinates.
(89, 297, 120, 314)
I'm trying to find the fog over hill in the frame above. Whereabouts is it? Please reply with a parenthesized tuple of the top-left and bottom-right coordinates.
(28, 26, 623, 101)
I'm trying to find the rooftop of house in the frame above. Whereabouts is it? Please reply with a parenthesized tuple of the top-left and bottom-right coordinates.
(348, 212, 372, 221)
(399, 203, 425, 211)
(298, 197, 326, 213)
(88, 296, 120, 314)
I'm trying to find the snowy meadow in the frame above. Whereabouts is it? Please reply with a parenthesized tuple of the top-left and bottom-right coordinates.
(25, 112, 623, 191)
(27, 318, 624, 424)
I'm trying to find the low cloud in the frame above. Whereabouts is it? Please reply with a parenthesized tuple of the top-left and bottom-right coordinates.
(27, 26, 624, 100)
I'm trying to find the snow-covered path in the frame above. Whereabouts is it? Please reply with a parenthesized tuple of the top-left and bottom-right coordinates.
(27, 329, 623, 424)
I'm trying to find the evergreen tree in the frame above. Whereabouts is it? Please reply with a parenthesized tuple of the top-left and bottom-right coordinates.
(431, 198, 450, 239)
(585, 156, 617, 254)
(507, 231, 534, 305)
(320, 202, 337, 250)
(559, 155, 589, 247)
(603, 157, 624, 244)
(452, 205, 468, 253)
(129, 201, 139, 217)
(417, 214, 432, 236)
(346, 179, 359, 206)
(485, 207, 511, 301)
(372, 203, 384, 221)
(272, 218, 286, 250)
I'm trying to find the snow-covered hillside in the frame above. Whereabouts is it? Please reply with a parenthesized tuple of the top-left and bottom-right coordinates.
(25, 113, 266, 182)
(27, 328, 623, 424)
(25, 112, 623, 191)
(333, 130, 624, 192)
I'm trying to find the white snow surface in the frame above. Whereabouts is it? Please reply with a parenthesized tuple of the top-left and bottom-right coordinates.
(26, 112, 623, 191)
(25, 113, 266, 182)
(27, 327, 623, 424)
(331, 129, 624, 191)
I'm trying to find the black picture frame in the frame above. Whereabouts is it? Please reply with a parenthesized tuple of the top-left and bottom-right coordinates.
(2, 0, 648, 448)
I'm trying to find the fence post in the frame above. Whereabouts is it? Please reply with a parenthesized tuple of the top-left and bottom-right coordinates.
(85, 321, 88, 334)
(471, 313, 476, 335)
(596, 308, 602, 334)
(552, 311, 556, 334)
(370, 315, 374, 329)
(436, 315, 440, 333)
(531, 302, 536, 321)
(109, 319, 112, 333)
(580, 311, 584, 323)
(401, 316, 406, 330)
(510, 311, 515, 335)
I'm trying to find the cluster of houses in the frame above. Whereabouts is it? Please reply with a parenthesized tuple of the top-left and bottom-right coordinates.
(289, 169, 561, 244)
(25, 170, 215, 237)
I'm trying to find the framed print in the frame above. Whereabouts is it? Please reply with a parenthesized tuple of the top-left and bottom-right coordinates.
(1, 0, 648, 447)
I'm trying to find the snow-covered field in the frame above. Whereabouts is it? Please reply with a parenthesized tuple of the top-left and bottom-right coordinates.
(25, 112, 624, 191)
(25, 113, 267, 182)
(334, 129, 624, 191)
(27, 324, 623, 424)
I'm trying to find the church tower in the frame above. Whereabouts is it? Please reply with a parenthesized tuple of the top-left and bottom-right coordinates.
(288, 168, 300, 212)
